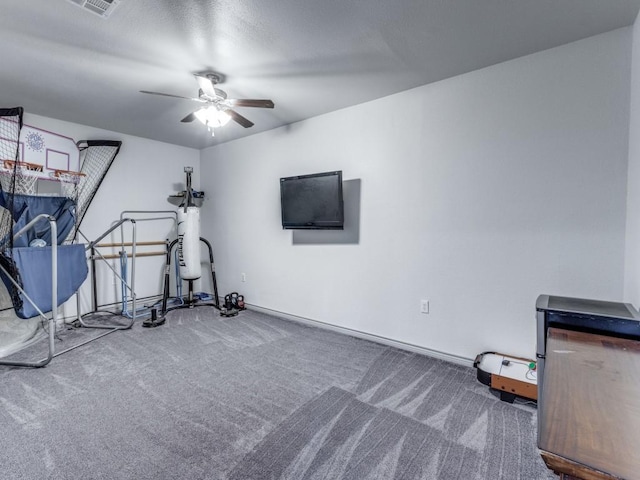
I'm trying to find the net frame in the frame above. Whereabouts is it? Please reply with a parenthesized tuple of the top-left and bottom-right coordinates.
(0, 107, 23, 252)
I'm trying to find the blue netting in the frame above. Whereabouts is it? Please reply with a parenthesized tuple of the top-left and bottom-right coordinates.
(0, 192, 76, 247)
(0, 244, 88, 319)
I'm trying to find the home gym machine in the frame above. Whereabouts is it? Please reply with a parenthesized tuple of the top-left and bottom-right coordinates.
(143, 167, 220, 327)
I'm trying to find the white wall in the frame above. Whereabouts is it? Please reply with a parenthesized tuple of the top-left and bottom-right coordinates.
(625, 13, 640, 308)
(23, 113, 200, 314)
(200, 28, 631, 361)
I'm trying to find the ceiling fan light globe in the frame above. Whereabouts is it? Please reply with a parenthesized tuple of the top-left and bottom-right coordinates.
(194, 106, 231, 129)
(193, 107, 209, 124)
(217, 109, 231, 126)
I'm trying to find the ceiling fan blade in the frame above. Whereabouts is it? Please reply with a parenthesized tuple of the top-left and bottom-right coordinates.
(140, 90, 206, 103)
(194, 75, 217, 98)
(227, 99, 275, 108)
(181, 112, 196, 123)
(226, 109, 254, 128)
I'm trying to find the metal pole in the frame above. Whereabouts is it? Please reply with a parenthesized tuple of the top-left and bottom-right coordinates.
(91, 245, 97, 312)
(49, 219, 57, 360)
(130, 220, 137, 322)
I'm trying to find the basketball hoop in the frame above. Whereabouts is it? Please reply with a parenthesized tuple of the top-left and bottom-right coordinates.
(0, 160, 42, 195)
(50, 169, 86, 198)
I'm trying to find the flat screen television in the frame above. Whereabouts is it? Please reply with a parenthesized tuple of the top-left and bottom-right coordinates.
(280, 171, 344, 229)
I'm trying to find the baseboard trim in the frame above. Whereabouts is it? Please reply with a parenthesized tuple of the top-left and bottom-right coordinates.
(247, 303, 474, 368)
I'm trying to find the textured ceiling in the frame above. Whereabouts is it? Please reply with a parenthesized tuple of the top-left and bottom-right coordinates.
(0, 0, 639, 149)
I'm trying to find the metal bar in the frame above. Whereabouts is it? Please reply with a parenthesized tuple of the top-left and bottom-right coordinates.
(87, 218, 136, 249)
(130, 221, 137, 323)
(118, 210, 176, 248)
(50, 220, 57, 360)
(119, 210, 177, 222)
(95, 241, 167, 247)
(78, 314, 131, 331)
(200, 237, 220, 308)
(12, 213, 53, 242)
(91, 245, 97, 312)
(75, 289, 82, 323)
(53, 325, 120, 357)
(161, 239, 179, 315)
(95, 251, 166, 260)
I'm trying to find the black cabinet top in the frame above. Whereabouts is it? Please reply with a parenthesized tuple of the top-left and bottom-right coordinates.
(536, 294, 639, 320)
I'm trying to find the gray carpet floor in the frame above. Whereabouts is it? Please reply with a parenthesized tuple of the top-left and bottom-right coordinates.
(0, 308, 554, 479)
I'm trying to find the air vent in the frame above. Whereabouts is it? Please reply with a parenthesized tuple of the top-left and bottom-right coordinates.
(67, 0, 120, 18)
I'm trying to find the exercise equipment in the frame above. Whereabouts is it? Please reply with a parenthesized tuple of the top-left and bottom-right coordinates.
(152, 167, 220, 326)
(82, 211, 178, 327)
(0, 107, 121, 367)
(156, 236, 220, 324)
(220, 292, 246, 317)
(221, 293, 239, 317)
(177, 206, 200, 279)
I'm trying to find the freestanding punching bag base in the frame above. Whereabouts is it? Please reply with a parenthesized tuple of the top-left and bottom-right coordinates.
(160, 236, 221, 316)
(142, 308, 165, 328)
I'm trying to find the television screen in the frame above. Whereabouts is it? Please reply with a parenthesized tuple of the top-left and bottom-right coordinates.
(280, 171, 344, 229)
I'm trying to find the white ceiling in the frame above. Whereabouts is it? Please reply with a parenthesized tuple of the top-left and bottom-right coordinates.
(1, 0, 639, 149)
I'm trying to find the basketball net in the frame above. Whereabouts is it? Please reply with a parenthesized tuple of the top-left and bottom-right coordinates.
(50, 169, 85, 198)
(0, 160, 40, 195)
(0, 161, 86, 197)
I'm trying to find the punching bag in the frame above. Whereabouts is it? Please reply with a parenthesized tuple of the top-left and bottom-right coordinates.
(177, 206, 201, 280)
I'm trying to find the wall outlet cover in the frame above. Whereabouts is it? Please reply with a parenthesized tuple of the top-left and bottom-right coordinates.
(420, 299, 429, 314)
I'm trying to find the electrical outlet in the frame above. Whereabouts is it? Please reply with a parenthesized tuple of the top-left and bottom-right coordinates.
(241, 273, 246, 282)
(420, 299, 429, 314)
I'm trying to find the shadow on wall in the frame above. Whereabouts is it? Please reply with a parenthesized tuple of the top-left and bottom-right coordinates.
(292, 178, 361, 245)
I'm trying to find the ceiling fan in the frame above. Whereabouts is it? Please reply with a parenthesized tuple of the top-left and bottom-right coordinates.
(140, 72, 274, 134)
